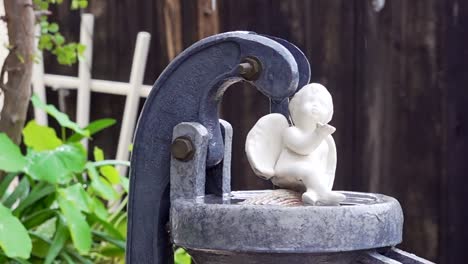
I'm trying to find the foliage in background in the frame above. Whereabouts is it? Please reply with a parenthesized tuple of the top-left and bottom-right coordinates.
(0, 0, 90, 173)
(34, 0, 88, 65)
(0, 94, 128, 263)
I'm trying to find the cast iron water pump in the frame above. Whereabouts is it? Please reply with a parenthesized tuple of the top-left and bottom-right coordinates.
(126, 32, 432, 264)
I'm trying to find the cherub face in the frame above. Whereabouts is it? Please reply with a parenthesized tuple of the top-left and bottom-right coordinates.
(289, 83, 333, 126)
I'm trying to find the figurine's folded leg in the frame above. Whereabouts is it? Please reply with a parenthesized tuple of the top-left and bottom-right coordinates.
(316, 191, 345, 206)
(303, 190, 345, 206)
(302, 191, 319, 205)
(300, 171, 345, 206)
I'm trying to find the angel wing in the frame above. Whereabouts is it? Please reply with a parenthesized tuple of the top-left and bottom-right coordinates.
(324, 135, 337, 190)
(245, 113, 289, 180)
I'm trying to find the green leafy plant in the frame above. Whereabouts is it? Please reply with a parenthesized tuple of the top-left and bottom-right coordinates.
(34, 0, 89, 65)
(0, 94, 128, 263)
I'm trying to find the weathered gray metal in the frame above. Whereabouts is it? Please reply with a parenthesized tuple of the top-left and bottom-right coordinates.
(127, 31, 434, 264)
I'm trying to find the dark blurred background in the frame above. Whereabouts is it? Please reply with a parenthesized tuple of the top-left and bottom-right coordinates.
(42, 0, 468, 263)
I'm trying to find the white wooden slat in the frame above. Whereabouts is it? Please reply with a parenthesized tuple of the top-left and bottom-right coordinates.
(43, 74, 152, 97)
(32, 25, 48, 125)
(116, 32, 151, 175)
(76, 13, 94, 149)
(0, 0, 8, 73)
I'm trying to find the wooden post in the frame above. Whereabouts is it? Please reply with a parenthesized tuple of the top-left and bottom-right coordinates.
(0, 0, 35, 144)
(162, 0, 182, 61)
(182, 0, 219, 47)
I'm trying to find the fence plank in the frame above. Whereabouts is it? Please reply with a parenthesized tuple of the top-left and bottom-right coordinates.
(354, 1, 441, 261)
(181, 0, 219, 47)
(218, 0, 273, 190)
(440, 1, 468, 263)
(219, 0, 356, 192)
(162, 0, 182, 61)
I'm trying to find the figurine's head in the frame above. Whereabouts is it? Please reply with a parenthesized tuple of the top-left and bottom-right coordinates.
(289, 83, 333, 126)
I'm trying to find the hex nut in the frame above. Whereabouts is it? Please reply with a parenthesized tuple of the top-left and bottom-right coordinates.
(171, 137, 195, 162)
(238, 57, 262, 80)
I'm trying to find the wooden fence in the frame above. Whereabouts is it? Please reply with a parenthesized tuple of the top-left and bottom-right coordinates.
(44, 0, 468, 263)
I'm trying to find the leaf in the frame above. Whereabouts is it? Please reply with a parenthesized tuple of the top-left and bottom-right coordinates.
(23, 209, 57, 229)
(13, 183, 55, 216)
(12, 257, 32, 264)
(0, 203, 32, 259)
(0, 133, 27, 172)
(44, 219, 69, 264)
(93, 146, 104, 161)
(31, 94, 89, 137)
(34, 217, 57, 240)
(90, 197, 108, 220)
(120, 175, 129, 193)
(48, 23, 59, 33)
(15, 52, 25, 64)
(39, 34, 53, 51)
(89, 214, 123, 240)
(29, 232, 94, 264)
(3, 177, 30, 209)
(31, 235, 50, 258)
(54, 33, 65, 46)
(58, 198, 92, 254)
(87, 165, 118, 200)
(79, 0, 88, 8)
(0, 173, 18, 201)
(76, 44, 86, 55)
(58, 184, 91, 213)
(100, 166, 120, 184)
(71, 0, 79, 9)
(38, 1, 49, 10)
(98, 244, 125, 258)
(23, 120, 63, 151)
(174, 248, 192, 264)
(25, 144, 87, 184)
(68, 118, 116, 142)
(92, 231, 125, 250)
(113, 212, 127, 238)
(92, 147, 121, 184)
(60, 252, 74, 264)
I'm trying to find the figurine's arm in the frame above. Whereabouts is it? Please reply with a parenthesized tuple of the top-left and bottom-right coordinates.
(283, 124, 335, 155)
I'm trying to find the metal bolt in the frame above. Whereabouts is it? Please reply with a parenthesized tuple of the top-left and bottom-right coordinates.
(238, 57, 262, 80)
(171, 137, 195, 161)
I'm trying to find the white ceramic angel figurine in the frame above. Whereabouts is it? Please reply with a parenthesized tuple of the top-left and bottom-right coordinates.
(245, 83, 345, 205)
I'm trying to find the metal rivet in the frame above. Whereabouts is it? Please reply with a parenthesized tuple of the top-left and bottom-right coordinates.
(171, 137, 195, 161)
(238, 57, 262, 80)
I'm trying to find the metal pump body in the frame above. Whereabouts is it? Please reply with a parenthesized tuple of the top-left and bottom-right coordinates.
(126, 31, 432, 264)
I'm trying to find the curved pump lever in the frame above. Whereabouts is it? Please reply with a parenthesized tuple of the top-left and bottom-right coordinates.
(126, 31, 311, 264)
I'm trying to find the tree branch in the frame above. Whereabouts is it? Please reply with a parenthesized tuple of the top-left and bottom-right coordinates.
(0, 0, 35, 144)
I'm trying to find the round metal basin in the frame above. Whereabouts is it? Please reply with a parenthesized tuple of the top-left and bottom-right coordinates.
(171, 191, 403, 263)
